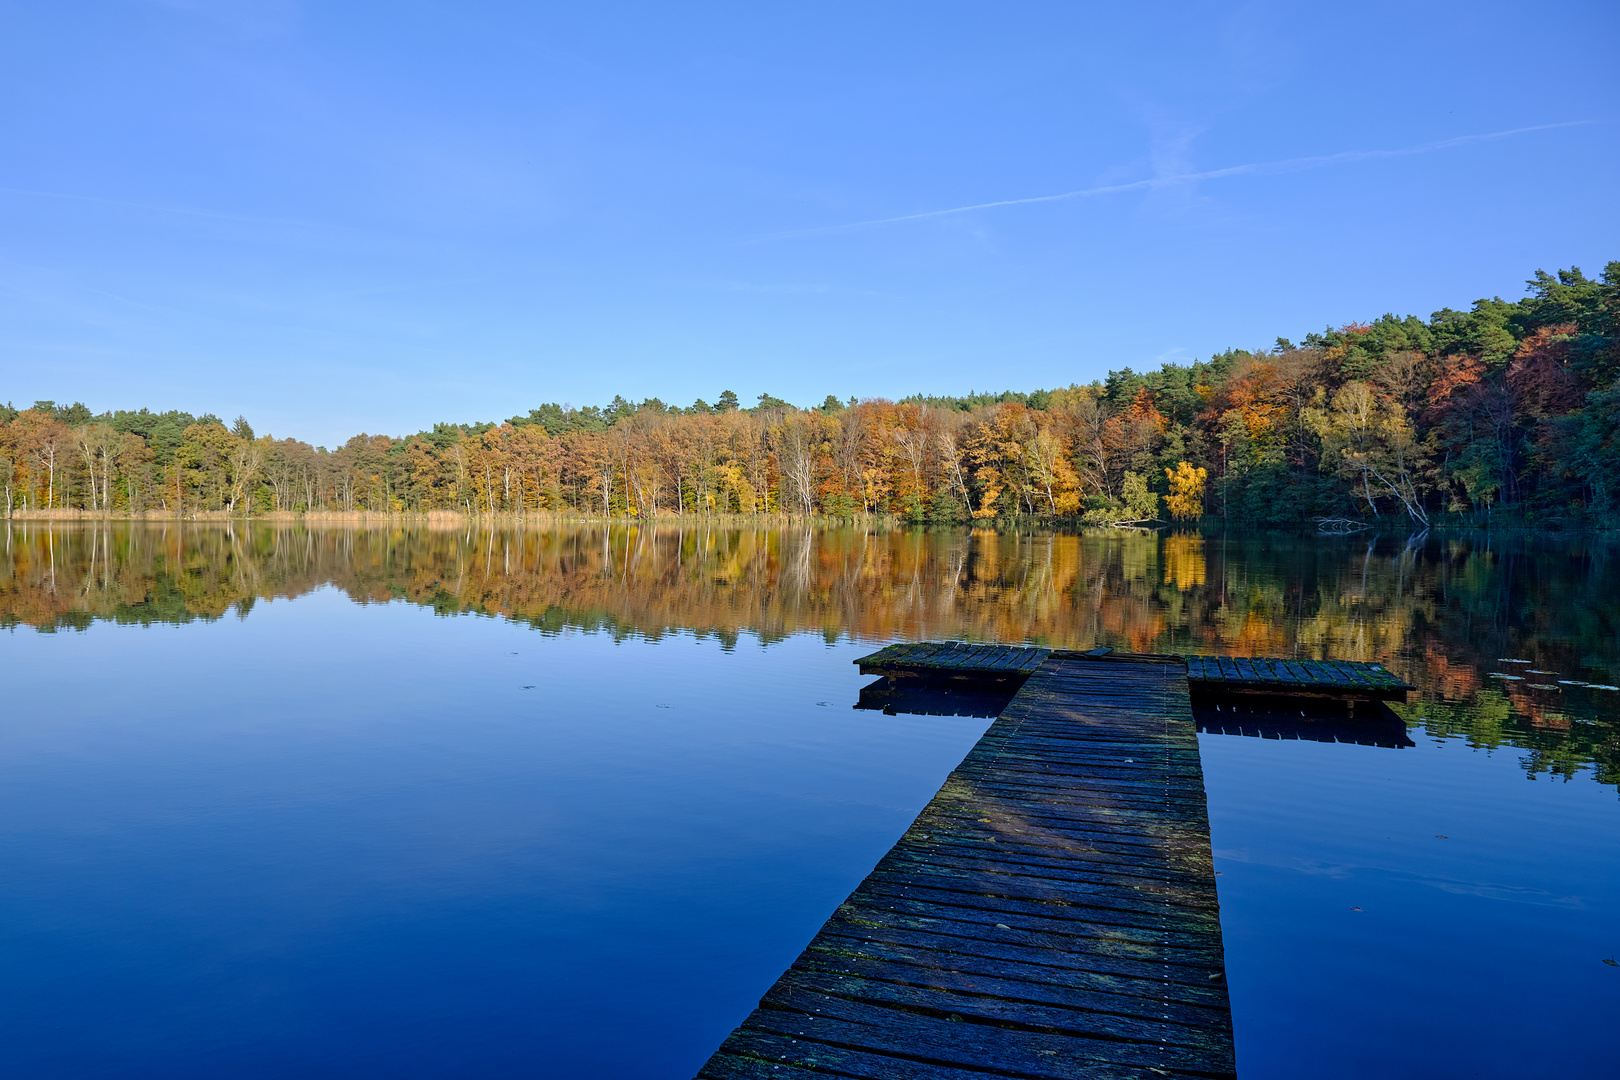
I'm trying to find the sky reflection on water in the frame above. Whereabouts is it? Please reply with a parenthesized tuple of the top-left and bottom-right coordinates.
(1, 523, 1617, 1077)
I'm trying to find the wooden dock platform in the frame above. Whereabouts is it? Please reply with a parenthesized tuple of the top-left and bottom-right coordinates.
(696, 652, 1236, 1080)
(857, 641, 1054, 682)
(859, 641, 1412, 700)
(1180, 653, 1410, 700)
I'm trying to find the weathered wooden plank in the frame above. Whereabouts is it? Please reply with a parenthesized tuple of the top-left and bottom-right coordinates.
(825, 900, 1225, 959)
(855, 876, 1223, 934)
(901, 815, 1217, 856)
(1365, 664, 1402, 688)
(884, 839, 1218, 883)
(922, 786, 1211, 822)
(975, 647, 1011, 672)
(907, 797, 1215, 837)
(949, 756, 1210, 785)
(921, 783, 1210, 817)
(810, 922, 1227, 992)
(898, 843, 1215, 889)
(953, 644, 989, 667)
(860, 878, 1220, 935)
(955, 748, 1208, 774)
(1018, 648, 1052, 673)
(950, 760, 1205, 790)
(921, 801, 1211, 836)
(970, 648, 1007, 670)
(917, 809, 1213, 853)
(1336, 661, 1373, 686)
(706, 1026, 1220, 1080)
(700, 1027, 1006, 1079)
(1002, 647, 1048, 674)
(1337, 660, 1372, 686)
(944, 753, 1205, 780)
(917, 799, 1214, 834)
(892, 643, 935, 666)
(856, 869, 1221, 925)
(1316, 661, 1347, 686)
(749, 986, 1236, 1075)
(1003, 648, 1034, 672)
(791, 950, 1232, 1027)
(704, 1024, 1217, 1080)
(1244, 658, 1278, 683)
(801, 936, 1233, 1009)
(921, 796, 1212, 833)
(889, 842, 1218, 896)
(773, 968, 1227, 1052)
(1313, 660, 1348, 687)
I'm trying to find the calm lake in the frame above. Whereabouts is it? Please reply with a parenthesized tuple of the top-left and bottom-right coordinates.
(2, 522, 1617, 1078)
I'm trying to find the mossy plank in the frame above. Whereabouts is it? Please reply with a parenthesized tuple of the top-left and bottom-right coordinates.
(809, 923, 1227, 992)
(799, 938, 1232, 1009)
(855, 876, 1223, 933)
(791, 950, 1233, 1026)
(772, 968, 1229, 1052)
(748, 986, 1235, 1077)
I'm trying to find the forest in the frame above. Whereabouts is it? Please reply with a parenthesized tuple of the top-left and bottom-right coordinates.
(3, 260, 1617, 527)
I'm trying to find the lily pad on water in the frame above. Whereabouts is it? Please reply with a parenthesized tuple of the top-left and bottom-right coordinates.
(1489, 673, 1525, 680)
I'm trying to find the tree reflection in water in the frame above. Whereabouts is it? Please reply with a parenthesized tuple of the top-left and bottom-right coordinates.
(5, 521, 1617, 790)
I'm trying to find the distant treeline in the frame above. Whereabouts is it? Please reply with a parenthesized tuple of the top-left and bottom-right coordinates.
(4, 260, 1617, 526)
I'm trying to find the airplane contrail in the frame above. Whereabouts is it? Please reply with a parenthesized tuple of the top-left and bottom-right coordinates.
(755, 121, 1594, 242)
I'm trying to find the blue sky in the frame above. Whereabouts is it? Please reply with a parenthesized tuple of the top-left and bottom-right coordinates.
(1, 1, 1616, 446)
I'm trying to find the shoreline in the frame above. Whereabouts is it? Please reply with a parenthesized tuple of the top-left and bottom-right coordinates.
(0, 507, 1607, 536)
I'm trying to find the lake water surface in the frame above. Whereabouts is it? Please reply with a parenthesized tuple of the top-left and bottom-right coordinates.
(2, 523, 1617, 1078)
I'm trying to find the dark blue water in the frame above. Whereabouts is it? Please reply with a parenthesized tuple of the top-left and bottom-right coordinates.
(3, 530, 1619, 1077)
(1, 589, 990, 1077)
(1202, 733, 1620, 1078)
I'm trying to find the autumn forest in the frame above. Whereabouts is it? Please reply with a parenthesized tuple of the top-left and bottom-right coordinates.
(5, 261, 1618, 528)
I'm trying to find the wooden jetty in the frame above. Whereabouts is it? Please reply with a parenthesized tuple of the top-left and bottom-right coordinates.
(697, 650, 1237, 1080)
(860, 641, 1413, 701)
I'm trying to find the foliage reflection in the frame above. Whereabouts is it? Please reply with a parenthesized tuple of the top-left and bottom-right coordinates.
(5, 522, 1617, 790)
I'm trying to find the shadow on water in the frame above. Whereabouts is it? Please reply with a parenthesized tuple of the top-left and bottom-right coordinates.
(853, 676, 1417, 747)
(3, 520, 1617, 790)
(1193, 695, 1416, 749)
(854, 675, 1021, 718)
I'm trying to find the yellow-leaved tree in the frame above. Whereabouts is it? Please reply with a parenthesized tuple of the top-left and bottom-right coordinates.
(1164, 461, 1207, 520)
